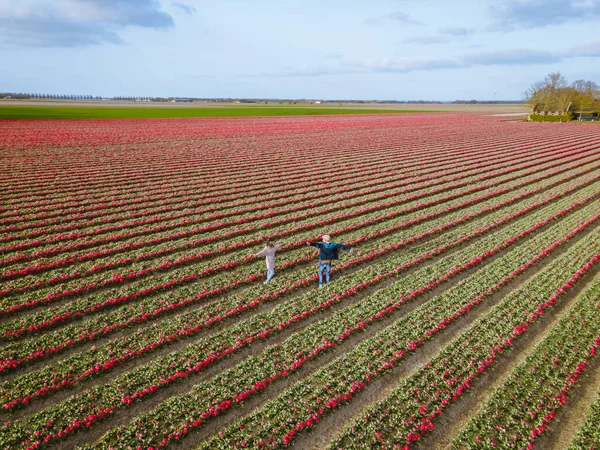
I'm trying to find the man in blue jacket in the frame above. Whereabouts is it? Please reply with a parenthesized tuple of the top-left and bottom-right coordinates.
(306, 234, 353, 287)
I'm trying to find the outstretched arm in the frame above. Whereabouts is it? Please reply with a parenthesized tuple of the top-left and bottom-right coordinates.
(254, 248, 267, 257)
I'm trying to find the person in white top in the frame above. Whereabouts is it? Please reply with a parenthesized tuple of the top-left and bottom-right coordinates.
(254, 238, 282, 284)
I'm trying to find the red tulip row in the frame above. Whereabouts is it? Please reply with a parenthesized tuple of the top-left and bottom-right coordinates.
(4, 183, 594, 450)
(3, 159, 597, 337)
(454, 275, 600, 449)
(4, 172, 595, 376)
(85, 192, 600, 450)
(0, 111, 558, 154)
(4, 179, 596, 407)
(3, 114, 600, 450)
(198, 219, 600, 450)
(153, 206, 600, 450)
(3, 135, 580, 264)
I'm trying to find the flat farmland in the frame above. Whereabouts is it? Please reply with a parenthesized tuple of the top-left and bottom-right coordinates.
(1, 113, 600, 450)
(0, 100, 527, 120)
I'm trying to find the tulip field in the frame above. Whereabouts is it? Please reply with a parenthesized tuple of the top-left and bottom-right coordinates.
(1, 112, 600, 450)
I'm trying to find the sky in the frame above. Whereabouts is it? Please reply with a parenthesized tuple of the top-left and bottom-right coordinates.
(0, 0, 599, 101)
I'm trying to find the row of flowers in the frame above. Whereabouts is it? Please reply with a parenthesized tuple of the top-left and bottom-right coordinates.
(2, 187, 595, 449)
(3, 120, 406, 201)
(329, 230, 600, 450)
(190, 198, 600, 450)
(2, 138, 580, 259)
(5, 181, 594, 408)
(453, 275, 600, 449)
(0, 111, 581, 155)
(3, 155, 598, 333)
(2, 172, 597, 376)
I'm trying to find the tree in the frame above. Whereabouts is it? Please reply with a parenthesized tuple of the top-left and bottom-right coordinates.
(555, 86, 576, 115)
(525, 72, 600, 118)
(523, 81, 545, 113)
(572, 79, 599, 118)
(541, 72, 567, 112)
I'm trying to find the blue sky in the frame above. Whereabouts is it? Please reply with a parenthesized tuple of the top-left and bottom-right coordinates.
(1, 0, 599, 100)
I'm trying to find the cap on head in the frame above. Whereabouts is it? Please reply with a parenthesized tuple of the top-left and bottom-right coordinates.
(322, 234, 331, 242)
(266, 238, 273, 244)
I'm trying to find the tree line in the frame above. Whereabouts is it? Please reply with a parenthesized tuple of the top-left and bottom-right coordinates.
(524, 72, 599, 116)
(0, 93, 104, 100)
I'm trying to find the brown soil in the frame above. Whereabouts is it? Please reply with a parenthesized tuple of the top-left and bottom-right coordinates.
(35, 190, 593, 450)
(422, 265, 600, 450)
(298, 220, 600, 450)
(535, 312, 600, 450)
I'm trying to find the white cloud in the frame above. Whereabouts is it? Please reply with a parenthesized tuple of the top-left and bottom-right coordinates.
(0, 0, 174, 47)
(490, 0, 600, 30)
(268, 41, 600, 77)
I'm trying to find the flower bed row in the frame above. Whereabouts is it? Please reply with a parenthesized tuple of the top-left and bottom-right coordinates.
(3, 182, 596, 450)
(328, 234, 600, 450)
(3, 160, 598, 339)
(453, 274, 600, 449)
(78, 194, 600, 450)
(4, 181, 596, 408)
(2, 172, 597, 373)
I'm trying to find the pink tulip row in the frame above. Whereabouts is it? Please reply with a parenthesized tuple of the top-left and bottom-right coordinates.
(5, 185, 594, 450)
(3, 171, 595, 380)
(2, 127, 528, 219)
(3, 158, 597, 338)
(199, 217, 600, 450)
(4, 181, 595, 407)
